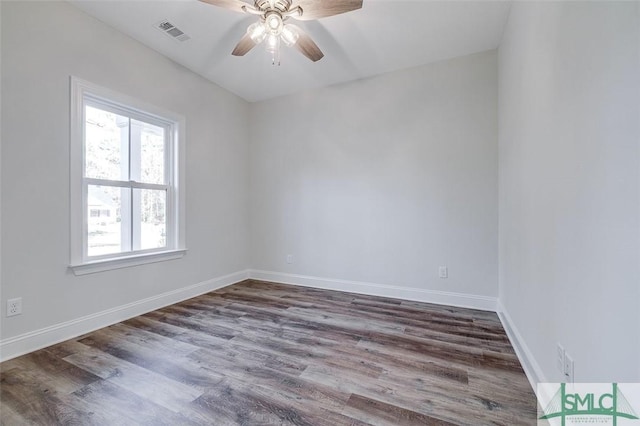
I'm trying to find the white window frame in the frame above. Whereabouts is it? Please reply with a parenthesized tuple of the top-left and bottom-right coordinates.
(70, 77, 186, 275)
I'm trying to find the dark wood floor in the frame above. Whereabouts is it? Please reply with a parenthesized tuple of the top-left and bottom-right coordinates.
(0, 280, 537, 425)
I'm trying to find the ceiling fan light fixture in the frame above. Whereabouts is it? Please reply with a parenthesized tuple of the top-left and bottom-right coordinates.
(265, 12, 283, 34)
(281, 25, 299, 46)
(265, 33, 281, 65)
(247, 21, 267, 43)
(246, 12, 294, 65)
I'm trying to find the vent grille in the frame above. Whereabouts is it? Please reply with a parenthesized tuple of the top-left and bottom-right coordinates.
(155, 20, 190, 42)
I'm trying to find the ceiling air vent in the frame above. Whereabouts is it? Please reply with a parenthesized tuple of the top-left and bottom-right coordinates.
(155, 20, 190, 42)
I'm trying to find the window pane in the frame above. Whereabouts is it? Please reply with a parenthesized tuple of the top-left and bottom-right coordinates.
(137, 189, 166, 250)
(85, 106, 129, 180)
(87, 185, 127, 256)
(131, 119, 165, 185)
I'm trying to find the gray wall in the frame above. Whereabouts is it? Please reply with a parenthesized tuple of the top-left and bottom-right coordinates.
(1, 1, 250, 344)
(498, 1, 640, 382)
(250, 51, 499, 298)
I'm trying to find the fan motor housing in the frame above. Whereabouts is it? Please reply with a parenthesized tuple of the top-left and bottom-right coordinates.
(254, 0, 292, 13)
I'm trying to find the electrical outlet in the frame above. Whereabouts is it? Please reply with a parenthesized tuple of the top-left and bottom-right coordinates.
(556, 343, 565, 373)
(286, 254, 293, 264)
(438, 266, 448, 279)
(7, 298, 22, 317)
(564, 353, 574, 383)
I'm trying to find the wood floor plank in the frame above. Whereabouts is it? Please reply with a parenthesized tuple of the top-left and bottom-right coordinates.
(0, 367, 110, 425)
(189, 376, 321, 426)
(79, 323, 201, 358)
(0, 279, 536, 425)
(343, 393, 456, 426)
(143, 309, 238, 340)
(122, 315, 189, 338)
(71, 380, 197, 425)
(0, 400, 32, 426)
(299, 363, 448, 415)
(284, 306, 407, 335)
(2, 360, 99, 395)
(63, 343, 203, 412)
(76, 326, 226, 392)
(360, 330, 486, 368)
(187, 346, 306, 386)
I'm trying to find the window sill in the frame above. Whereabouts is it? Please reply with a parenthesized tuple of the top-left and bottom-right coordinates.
(70, 249, 187, 276)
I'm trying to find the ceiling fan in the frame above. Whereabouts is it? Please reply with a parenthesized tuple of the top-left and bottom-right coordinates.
(199, 0, 363, 64)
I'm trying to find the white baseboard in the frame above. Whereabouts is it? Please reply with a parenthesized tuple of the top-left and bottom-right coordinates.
(0, 270, 249, 362)
(249, 270, 497, 312)
(497, 300, 546, 391)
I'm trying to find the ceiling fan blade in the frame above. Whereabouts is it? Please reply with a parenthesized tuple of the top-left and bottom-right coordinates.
(199, 0, 252, 14)
(232, 33, 258, 56)
(292, 0, 363, 20)
(289, 25, 324, 62)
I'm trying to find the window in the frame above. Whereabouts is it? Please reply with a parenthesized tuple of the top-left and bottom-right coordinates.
(70, 77, 185, 275)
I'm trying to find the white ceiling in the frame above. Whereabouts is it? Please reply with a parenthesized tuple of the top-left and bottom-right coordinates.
(69, 0, 511, 102)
